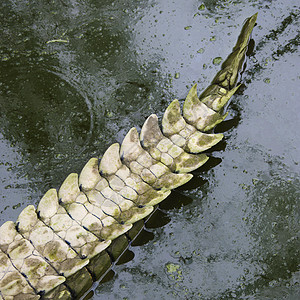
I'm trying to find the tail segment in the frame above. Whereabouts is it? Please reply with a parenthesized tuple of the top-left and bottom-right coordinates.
(0, 14, 257, 300)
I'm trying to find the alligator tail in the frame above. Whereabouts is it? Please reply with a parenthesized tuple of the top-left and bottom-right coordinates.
(0, 13, 257, 300)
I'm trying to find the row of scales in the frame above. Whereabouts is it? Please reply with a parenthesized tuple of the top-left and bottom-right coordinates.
(0, 13, 257, 300)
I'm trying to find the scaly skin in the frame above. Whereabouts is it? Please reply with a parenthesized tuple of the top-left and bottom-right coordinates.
(0, 13, 257, 300)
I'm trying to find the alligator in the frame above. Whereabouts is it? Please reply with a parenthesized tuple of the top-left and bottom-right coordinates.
(0, 13, 257, 300)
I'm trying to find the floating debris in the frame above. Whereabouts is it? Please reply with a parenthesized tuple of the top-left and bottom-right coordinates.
(46, 39, 69, 44)
(213, 57, 223, 65)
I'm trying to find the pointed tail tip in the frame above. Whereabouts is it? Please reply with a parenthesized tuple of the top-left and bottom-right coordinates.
(249, 12, 258, 24)
(241, 12, 258, 37)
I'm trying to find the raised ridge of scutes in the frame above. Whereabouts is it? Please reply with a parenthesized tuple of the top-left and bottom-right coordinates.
(0, 13, 257, 300)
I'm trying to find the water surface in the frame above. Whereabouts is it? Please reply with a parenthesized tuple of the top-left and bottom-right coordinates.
(0, 0, 299, 299)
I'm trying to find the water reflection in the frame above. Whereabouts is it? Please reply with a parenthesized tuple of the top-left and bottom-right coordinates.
(246, 10, 299, 83)
(0, 0, 169, 217)
(242, 172, 299, 294)
(0, 65, 92, 150)
(213, 167, 300, 300)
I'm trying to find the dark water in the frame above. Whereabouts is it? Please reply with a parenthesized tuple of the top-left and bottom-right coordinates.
(0, 0, 299, 299)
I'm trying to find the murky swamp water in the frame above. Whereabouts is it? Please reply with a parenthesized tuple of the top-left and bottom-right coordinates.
(0, 0, 299, 299)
